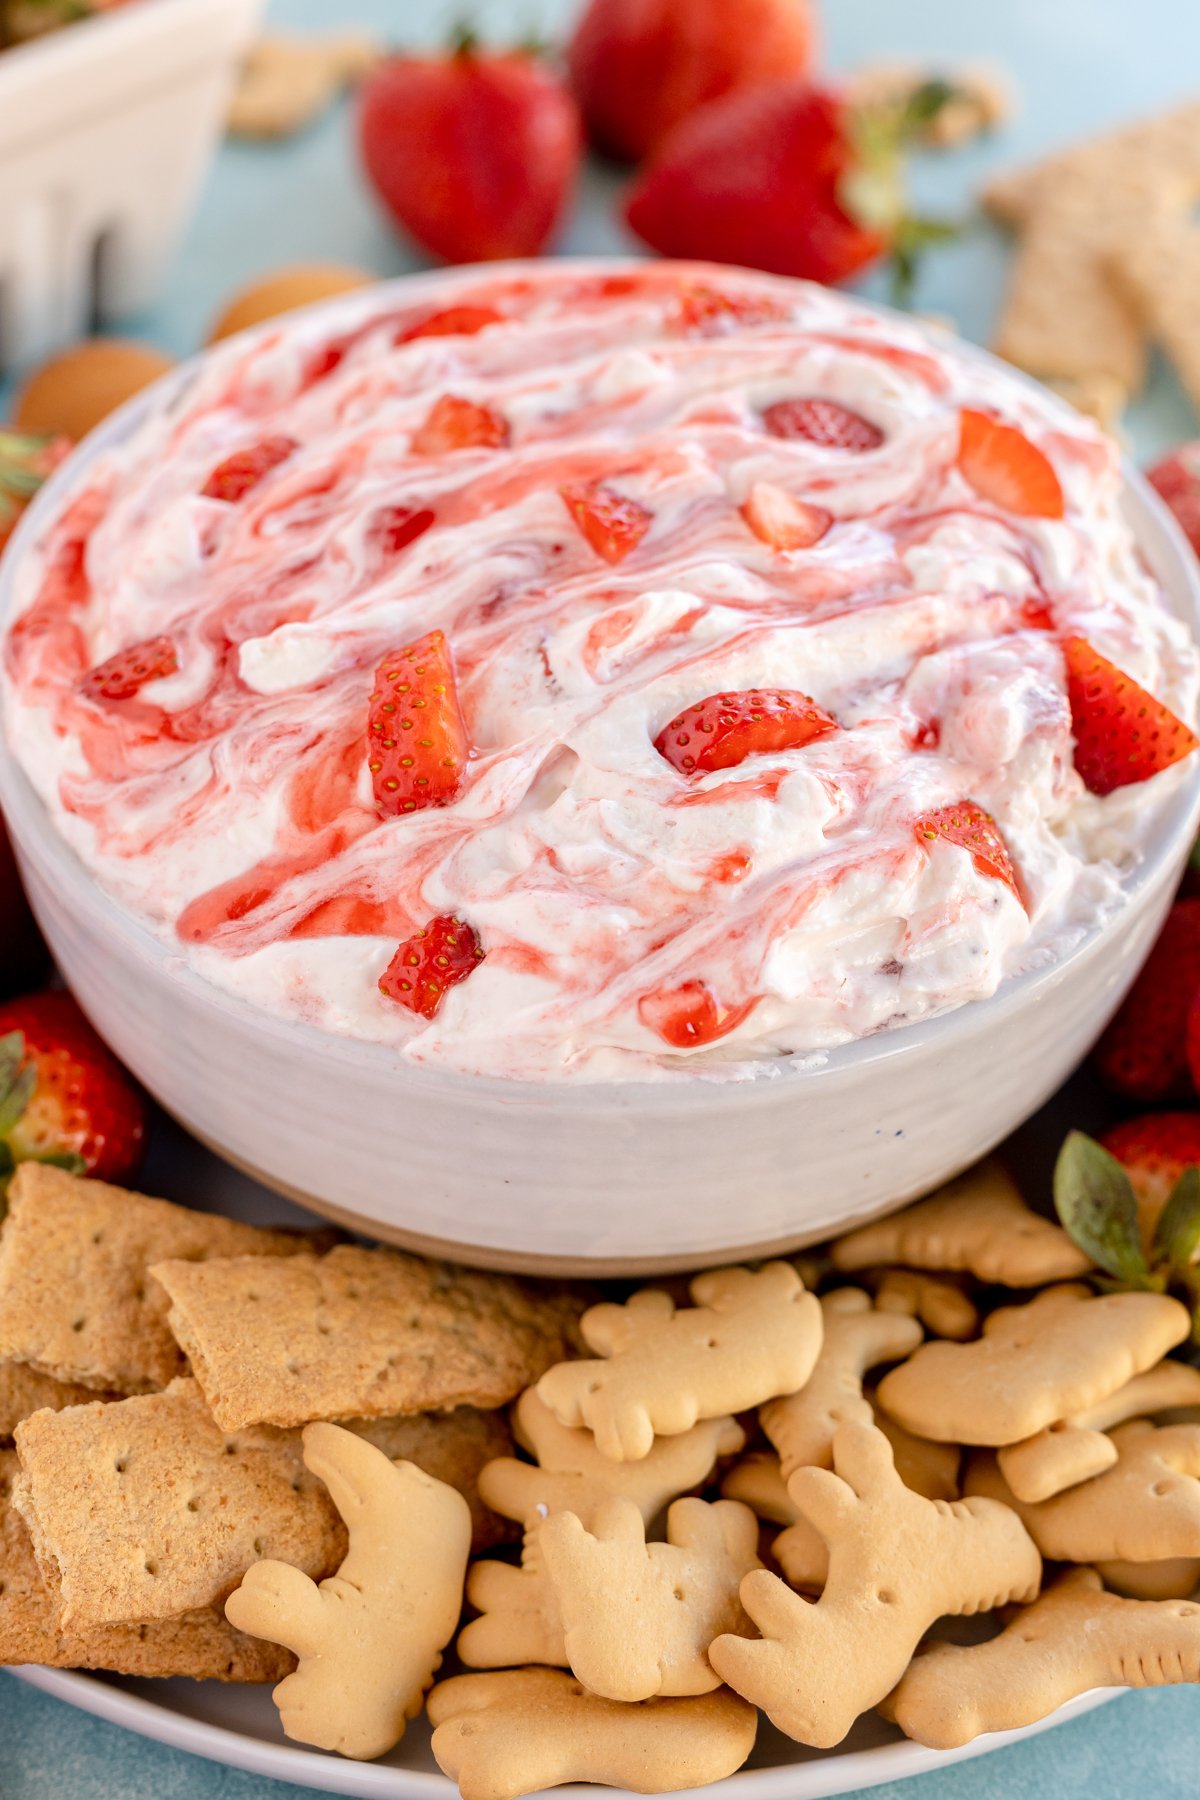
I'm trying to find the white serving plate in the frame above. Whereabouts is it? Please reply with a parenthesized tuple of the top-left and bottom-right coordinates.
(4, 1111, 1120, 1796)
(0, 0, 264, 371)
(7, 1665, 1119, 1799)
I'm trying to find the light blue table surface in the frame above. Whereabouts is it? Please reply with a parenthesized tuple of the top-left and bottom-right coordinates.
(4, 0, 1200, 1793)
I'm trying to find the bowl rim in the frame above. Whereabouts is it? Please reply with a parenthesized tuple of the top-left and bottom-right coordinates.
(3, 257, 1200, 1109)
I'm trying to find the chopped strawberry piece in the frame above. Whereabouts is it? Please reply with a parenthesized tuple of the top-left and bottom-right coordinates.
(80, 634, 178, 703)
(762, 398, 883, 452)
(741, 481, 832, 551)
(1063, 635, 1199, 796)
(674, 286, 789, 333)
(368, 504, 436, 558)
(202, 436, 298, 502)
(1095, 900, 1200, 1101)
(380, 914, 485, 1018)
(1147, 444, 1200, 558)
(914, 801, 1021, 903)
(957, 409, 1064, 519)
(398, 305, 504, 342)
(367, 630, 469, 816)
(411, 395, 510, 455)
(638, 980, 754, 1048)
(1101, 1110, 1200, 1242)
(560, 479, 653, 564)
(655, 688, 838, 775)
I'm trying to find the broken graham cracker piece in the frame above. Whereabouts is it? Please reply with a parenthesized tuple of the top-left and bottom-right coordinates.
(0, 1361, 108, 1440)
(830, 1159, 1091, 1287)
(0, 1163, 311, 1394)
(1112, 218, 1200, 411)
(153, 1244, 583, 1431)
(0, 1449, 292, 1682)
(982, 99, 1200, 226)
(12, 1378, 344, 1630)
(229, 31, 382, 139)
(877, 1287, 1190, 1446)
(885, 1565, 1200, 1749)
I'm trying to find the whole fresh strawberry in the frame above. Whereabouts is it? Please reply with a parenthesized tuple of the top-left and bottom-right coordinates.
(357, 33, 582, 263)
(0, 429, 70, 555)
(0, 813, 49, 1000)
(1101, 1112, 1200, 1246)
(1093, 899, 1200, 1102)
(1147, 443, 1200, 560)
(567, 0, 816, 163)
(624, 78, 957, 291)
(0, 989, 146, 1194)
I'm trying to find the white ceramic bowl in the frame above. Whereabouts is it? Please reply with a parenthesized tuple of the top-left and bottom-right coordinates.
(3, 276, 1200, 1274)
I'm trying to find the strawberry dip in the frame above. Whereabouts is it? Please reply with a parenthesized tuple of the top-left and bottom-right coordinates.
(4, 262, 1198, 1081)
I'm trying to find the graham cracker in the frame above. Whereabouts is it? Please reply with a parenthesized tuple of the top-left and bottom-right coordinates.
(152, 1245, 583, 1431)
(982, 100, 1200, 224)
(0, 1450, 293, 1681)
(1112, 218, 1200, 411)
(12, 1379, 344, 1629)
(991, 178, 1168, 397)
(984, 100, 1200, 411)
(0, 1163, 316, 1395)
(0, 1361, 108, 1441)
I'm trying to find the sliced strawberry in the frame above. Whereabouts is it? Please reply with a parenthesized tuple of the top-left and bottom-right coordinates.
(367, 630, 469, 816)
(1094, 899, 1200, 1101)
(674, 285, 789, 334)
(638, 980, 754, 1048)
(1063, 635, 1199, 796)
(762, 398, 883, 453)
(379, 914, 485, 1018)
(0, 989, 146, 1189)
(560, 479, 653, 564)
(80, 635, 178, 703)
(741, 482, 832, 551)
(655, 688, 838, 775)
(368, 504, 436, 559)
(914, 801, 1021, 903)
(398, 305, 504, 342)
(1148, 443, 1200, 559)
(1101, 1111, 1200, 1243)
(957, 409, 1064, 519)
(202, 436, 298, 503)
(411, 395, 510, 455)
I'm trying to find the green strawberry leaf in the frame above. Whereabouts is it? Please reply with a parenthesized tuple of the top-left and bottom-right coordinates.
(898, 78, 963, 138)
(1054, 1130, 1152, 1284)
(889, 214, 961, 306)
(0, 1031, 33, 1138)
(1153, 1166, 1200, 1271)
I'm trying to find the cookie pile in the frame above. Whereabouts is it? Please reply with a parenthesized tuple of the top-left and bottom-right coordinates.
(3, 1158, 1200, 1795)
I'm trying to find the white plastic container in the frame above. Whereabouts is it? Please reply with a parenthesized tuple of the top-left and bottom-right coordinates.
(0, 0, 264, 372)
(4, 276, 1200, 1275)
